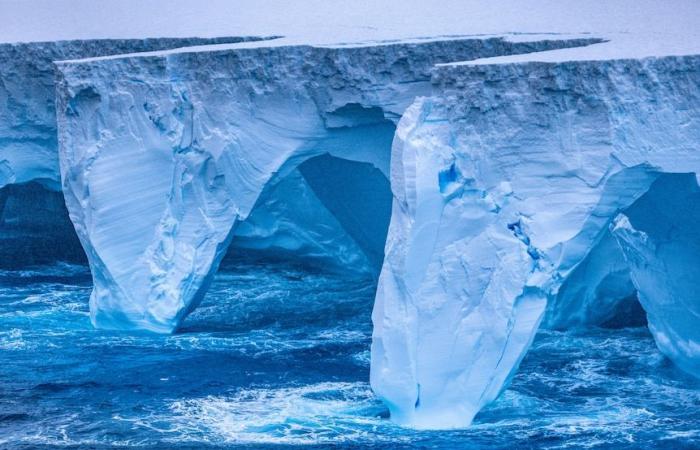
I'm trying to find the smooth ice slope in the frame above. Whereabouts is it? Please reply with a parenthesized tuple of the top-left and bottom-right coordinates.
(371, 54, 700, 427)
(55, 37, 587, 333)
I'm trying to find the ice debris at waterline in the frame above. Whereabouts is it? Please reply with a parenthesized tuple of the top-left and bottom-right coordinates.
(2, 1, 700, 431)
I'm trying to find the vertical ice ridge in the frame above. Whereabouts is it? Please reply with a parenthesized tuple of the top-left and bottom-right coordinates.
(372, 54, 700, 427)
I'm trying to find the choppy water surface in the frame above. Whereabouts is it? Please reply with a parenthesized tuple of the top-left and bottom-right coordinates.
(0, 261, 698, 449)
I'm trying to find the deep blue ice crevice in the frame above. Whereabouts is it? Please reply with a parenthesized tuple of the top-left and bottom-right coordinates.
(611, 174, 700, 379)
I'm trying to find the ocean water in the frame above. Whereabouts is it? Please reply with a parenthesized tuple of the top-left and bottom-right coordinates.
(0, 260, 698, 449)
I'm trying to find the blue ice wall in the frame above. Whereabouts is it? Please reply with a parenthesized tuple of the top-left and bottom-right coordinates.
(613, 173, 700, 379)
(299, 154, 392, 273)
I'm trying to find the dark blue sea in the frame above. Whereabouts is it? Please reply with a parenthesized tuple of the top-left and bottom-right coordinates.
(1, 260, 698, 449)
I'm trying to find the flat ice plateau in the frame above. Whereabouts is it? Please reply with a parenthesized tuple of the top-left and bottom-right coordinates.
(1, 0, 700, 437)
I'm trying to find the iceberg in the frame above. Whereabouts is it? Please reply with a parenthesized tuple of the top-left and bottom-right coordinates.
(2, 0, 700, 429)
(372, 54, 700, 427)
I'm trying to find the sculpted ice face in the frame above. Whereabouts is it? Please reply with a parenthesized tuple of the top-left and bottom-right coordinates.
(53, 37, 585, 334)
(372, 55, 700, 427)
(47, 32, 700, 429)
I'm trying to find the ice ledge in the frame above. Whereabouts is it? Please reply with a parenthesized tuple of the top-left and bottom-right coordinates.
(442, 31, 700, 66)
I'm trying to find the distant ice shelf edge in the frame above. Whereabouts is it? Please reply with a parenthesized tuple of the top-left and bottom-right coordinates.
(1, 35, 699, 429)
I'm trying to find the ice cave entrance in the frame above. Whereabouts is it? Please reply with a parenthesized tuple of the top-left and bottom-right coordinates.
(226, 152, 393, 278)
(205, 105, 396, 332)
(0, 181, 86, 268)
(545, 170, 700, 378)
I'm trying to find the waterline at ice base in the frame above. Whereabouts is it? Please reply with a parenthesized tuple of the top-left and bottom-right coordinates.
(1, 1, 700, 447)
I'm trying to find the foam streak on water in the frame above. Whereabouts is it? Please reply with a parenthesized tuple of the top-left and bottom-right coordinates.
(0, 261, 698, 449)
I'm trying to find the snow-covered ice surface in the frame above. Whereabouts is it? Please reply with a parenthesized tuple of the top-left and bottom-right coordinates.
(2, 0, 700, 434)
(1, 0, 699, 53)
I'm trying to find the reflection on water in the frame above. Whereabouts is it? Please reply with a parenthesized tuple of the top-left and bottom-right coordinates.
(0, 261, 698, 449)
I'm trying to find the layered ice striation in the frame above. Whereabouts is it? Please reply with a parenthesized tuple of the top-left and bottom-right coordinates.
(371, 54, 700, 427)
(54, 37, 588, 333)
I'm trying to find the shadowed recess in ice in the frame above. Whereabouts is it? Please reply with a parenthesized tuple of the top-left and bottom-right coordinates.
(229, 153, 392, 275)
(0, 182, 85, 267)
(0, 261, 698, 448)
(612, 173, 700, 379)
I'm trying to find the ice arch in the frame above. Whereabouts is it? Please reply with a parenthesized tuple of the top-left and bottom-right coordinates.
(55, 38, 694, 429)
(56, 37, 588, 333)
(61, 94, 396, 333)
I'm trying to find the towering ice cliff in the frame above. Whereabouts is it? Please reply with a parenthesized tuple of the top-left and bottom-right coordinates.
(372, 53, 700, 427)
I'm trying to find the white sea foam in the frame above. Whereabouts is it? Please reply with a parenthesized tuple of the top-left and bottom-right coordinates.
(120, 382, 401, 445)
